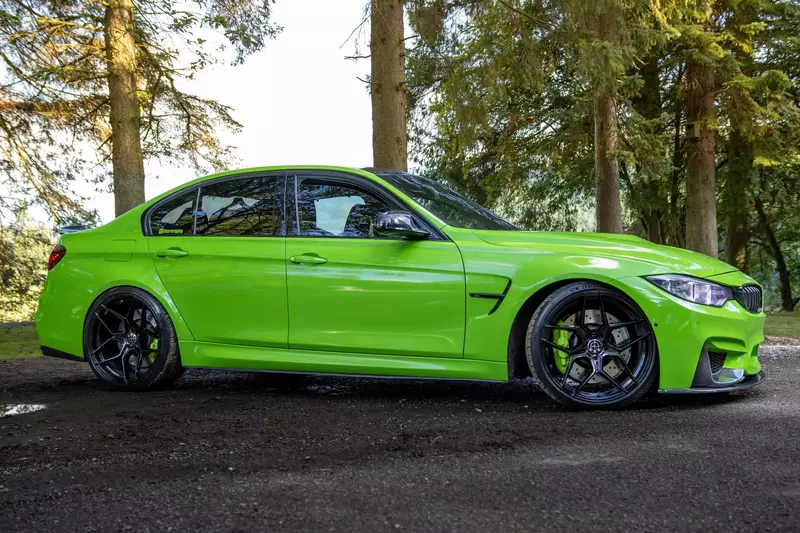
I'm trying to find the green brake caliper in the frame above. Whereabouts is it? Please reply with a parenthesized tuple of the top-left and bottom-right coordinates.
(552, 322, 570, 374)
(148, 338, 159, 362)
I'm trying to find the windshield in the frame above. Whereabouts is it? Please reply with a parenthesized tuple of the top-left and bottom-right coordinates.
(375, 171, 518, 231)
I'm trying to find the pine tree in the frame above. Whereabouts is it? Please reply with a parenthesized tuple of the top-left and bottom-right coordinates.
(371, 0, 408, 170)
(0, 0, 280, 220)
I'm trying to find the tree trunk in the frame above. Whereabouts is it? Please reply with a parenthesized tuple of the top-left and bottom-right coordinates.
(668, 67, 685, 248)
(594, 92, 622, 233)
(724, 128, 752, 270)
(724, 2, 756, 271)
(632, 55, 665, 244)
(370, 0, 407, 171)
(755, 197, 794, 311)
(105, 0, 145, 217)
(684, 57, 718, 257)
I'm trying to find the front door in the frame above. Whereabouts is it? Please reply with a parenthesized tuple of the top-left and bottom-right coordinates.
(147, 173, 288, 347)
(285, 172, 465, 358)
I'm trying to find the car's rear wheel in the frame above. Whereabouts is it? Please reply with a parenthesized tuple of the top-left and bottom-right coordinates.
(526, 282, 658, 409)
(84, 287, 182, 390)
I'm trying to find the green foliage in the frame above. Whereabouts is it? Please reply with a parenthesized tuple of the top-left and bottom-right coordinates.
(0, 324, 40, 359)
(0, 215, 53, 321)
(0, 0, 280, 224)
(407, 0, 800, 305)
(764, 311, 800, 338)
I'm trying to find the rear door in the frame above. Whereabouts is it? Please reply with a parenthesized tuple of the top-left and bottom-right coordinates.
(146, 173, 288, 347)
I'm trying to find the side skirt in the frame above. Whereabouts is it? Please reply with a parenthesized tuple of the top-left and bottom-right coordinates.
(41, 346, 85, 362)
(180, 341, 508, 382)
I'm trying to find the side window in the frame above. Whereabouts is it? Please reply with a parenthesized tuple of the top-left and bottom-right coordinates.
(295, 178, 389, 237)
(149, 189, 198, 236)
(195, 176, 282, 236)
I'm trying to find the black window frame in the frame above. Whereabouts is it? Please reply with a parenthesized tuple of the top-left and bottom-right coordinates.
(286, 171, 446, 241)
(142, 172, 287, 237)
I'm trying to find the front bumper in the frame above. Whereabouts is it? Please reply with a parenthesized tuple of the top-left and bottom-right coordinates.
(612, 272, 765, 391)
(660, 370, 766, 394)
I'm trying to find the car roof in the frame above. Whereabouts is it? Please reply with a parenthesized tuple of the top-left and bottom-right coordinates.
(144, 165, 385, 207)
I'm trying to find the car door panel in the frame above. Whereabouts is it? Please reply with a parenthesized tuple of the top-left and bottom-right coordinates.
(284, 172, 466, 358)
(149, 237, 288, 347)
(286, 238, 465, 357)
(147, 174, 288, 348)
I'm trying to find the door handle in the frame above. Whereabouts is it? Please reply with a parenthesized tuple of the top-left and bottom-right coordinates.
(289, 254, 328, 265)
(156, 248, 189, 258)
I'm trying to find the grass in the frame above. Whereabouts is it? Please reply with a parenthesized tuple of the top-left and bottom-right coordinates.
(764, 311, 800, 339)
(0, 324, 41, 360)
(0, 311, 798, 361)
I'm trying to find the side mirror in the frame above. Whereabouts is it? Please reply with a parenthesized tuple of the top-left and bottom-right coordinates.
(374, 211, 430, 240)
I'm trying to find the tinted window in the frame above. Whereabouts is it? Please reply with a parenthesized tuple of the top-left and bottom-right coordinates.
(194, 176, 282, 236)
(295, 178, 389, 237)
(377, 171, 517, 230)
(149, 189, 198, 236)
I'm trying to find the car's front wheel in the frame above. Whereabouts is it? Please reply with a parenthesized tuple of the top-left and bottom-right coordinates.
(526, 282, 658, 409)
(84, 287, 182, 390)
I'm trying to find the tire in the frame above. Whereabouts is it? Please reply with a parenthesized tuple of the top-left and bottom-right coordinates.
(84, 286, 183, 390)
(526, 282, 658, 409)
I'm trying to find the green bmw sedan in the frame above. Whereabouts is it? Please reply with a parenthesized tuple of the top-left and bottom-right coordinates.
(35, 166, 765, 408)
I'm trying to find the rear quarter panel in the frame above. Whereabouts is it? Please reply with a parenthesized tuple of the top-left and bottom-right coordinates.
(35, 209, 194, 358)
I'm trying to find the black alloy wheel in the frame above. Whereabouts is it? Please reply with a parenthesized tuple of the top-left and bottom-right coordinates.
(526, 282, 658, 409)
(84, 287, 182, 390)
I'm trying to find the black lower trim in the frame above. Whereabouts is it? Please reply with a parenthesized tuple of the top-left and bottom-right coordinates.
(659, 371, 765, 394)
(41, 346, 85, 362)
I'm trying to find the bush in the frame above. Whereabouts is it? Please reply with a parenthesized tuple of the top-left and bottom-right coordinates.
(0, 220, 54, 321)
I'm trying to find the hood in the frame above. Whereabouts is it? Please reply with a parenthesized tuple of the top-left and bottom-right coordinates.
(472, 230, 738, 279)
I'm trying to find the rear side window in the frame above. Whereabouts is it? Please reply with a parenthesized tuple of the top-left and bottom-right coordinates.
(149, 189, 198, 236)
(195, 176, 282, 236)
(148, 175, 283, 237)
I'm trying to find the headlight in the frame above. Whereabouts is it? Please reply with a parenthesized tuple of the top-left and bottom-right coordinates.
(645, 274, 732, 307)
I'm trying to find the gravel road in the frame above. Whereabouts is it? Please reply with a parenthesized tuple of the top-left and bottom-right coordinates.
(1, 342, 799, 533)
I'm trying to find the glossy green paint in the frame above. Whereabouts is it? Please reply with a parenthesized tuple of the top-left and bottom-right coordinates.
(35, 165, 764, 390)
(285, 237, 465, 357)
(148, 235, 287, 347)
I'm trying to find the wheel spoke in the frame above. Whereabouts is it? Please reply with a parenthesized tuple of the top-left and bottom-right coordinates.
(101, 304, 129, 327)
(125, 299, 135, 321)
(543, 324, 581, 333)
(598, 295, 608, 328)
(98, 345, 128, 365)
(572, 370, 595, 397)
(608, 319, 644, 331)
(541, 338, 573, 355)
(135, 350, 145, 381)
(95, 313, 115, 336)
(561, 359, 575, 389)
(578, 296, 587, 327)
(600, 369, 626, 394)
(120, 347, 129, 383)
(607, 354, 638, 386)
(91, 335, 123, 355)
(612, 331, 651, 352)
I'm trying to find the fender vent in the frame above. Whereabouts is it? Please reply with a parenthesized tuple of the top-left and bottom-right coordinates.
(708, 351, 726, 374)
(733, 285, 763, 313)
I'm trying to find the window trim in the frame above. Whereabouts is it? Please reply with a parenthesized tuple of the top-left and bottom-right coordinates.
(286, 171, 447, 241)
(142, 172, 288, 237)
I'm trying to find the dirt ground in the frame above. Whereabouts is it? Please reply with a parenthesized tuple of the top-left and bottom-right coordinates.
(1, 343, 800, 532)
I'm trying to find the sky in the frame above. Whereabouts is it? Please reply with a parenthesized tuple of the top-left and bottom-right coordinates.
(91, 0, 376, 223)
